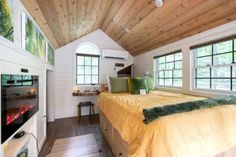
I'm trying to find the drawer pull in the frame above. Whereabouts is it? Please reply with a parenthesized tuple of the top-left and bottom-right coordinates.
(105, 129, 108, 131)
(119, 153, 123, 156)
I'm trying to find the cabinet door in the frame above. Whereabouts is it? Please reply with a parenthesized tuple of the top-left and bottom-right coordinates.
(0, 61, 46, 156)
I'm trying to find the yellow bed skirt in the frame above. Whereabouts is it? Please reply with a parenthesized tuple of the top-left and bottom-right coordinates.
(98, 91, 236, 157)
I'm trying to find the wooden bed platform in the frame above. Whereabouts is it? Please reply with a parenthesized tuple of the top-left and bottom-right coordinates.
(100, 111, 128, 157)
(99, 111, 236, 157)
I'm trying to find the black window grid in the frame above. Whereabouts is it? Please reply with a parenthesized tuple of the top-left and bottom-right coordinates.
(155, 52, 183, 87)
(76, 54, 100, 85)
(194, 39, 236, 91)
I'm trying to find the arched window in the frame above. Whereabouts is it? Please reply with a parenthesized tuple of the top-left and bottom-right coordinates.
(76, 42, 100, 55)
(76, 43, 100, 85)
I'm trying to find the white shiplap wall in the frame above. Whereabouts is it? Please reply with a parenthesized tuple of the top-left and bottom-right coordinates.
(54, 29, 134, 119)
(134, 20, 236, 97)
(0, 0, 55, 156)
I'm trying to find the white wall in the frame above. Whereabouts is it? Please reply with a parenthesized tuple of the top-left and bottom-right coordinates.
(54, 29, 134, 119)
(134, 20, 236, 97)
(0, 0, 54, 156)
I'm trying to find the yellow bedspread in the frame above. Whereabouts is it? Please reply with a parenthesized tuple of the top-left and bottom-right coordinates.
(98, 91, 236, 157)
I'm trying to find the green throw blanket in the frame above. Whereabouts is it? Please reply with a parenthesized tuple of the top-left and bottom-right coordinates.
(143, 95, 236, 124)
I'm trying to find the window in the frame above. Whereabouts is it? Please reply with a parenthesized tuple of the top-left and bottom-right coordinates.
(192, 38, 236, 91)
(76, 43, 100, 85)
(154, 51, 183, 87)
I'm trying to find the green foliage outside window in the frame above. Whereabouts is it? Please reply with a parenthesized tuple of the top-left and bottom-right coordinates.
(194, 39, 236, 91)
(155, 52, 183, 87)
(76, 55, 99, 85)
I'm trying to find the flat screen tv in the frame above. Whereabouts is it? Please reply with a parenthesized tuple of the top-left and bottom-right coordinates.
(1, 74, 39, 143)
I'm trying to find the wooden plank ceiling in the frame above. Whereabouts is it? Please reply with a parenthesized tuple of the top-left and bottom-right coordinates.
(21, 0, 236, 56)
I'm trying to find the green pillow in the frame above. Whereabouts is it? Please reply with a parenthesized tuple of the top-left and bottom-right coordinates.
(145, 76, 154, 91)
(127, 77, 132, 93)
(130, 78, 148, 94)
(110, 77, 129, 93)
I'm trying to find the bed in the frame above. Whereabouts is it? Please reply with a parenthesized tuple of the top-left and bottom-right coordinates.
(98, 91, 236, 157)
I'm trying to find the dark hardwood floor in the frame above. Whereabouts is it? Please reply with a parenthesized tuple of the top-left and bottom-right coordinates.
(39, 115, 114, 157)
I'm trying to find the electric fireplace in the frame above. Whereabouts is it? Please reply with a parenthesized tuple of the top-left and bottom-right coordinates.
(1, 74, 39, 143)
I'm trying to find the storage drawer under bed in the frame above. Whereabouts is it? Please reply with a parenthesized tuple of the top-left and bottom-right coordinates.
(99, 111, 128, 157)
(99, 111, 113, 147)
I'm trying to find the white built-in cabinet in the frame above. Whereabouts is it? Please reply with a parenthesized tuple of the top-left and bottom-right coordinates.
(0, 58, 48, 157)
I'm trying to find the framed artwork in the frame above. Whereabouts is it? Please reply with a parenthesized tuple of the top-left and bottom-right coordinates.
(47, 43, 54, 65)
(22, 12, 45, 60)
(0, 0, 14, 41)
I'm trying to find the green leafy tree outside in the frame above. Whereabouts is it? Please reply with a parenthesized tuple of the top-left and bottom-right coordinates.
(0, 0, 14, 41)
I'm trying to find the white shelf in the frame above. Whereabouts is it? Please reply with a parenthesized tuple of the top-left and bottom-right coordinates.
(4, 134, 30, 157)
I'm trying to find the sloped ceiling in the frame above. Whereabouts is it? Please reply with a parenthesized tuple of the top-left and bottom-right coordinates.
(21, 0, 236, 56)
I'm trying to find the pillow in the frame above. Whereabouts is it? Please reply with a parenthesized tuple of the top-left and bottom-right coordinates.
(145, 76, 154, 91)
(110, 77, 129, 93)
(127, 77, 132, 93)
(130, 78, 148, 94)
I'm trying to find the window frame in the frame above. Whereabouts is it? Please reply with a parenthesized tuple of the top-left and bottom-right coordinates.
(154, 50, 183, 88)
(76, 54, 100, 85)
(192, 37, 236, 92)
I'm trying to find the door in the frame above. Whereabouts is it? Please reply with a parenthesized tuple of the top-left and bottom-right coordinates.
(37, 69, 47, 150)
(46, 70, 55, 122)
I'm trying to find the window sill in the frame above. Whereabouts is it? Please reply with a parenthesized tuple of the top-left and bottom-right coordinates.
(190, 88, 235, 97)
(156, 85, 183, 93)
(75, 84, 100, 88)
(76, 84, 100, 85)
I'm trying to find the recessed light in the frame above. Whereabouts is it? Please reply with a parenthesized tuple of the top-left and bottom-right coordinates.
(155, 0, 163, 7)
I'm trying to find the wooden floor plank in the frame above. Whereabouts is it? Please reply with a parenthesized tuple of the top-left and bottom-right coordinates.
(39, 115, 113, 157)
(48, 145, 99, 157)
(53, 134, 96, 145)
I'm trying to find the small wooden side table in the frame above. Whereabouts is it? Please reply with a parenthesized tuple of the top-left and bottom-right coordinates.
(77, 101, 94, 120)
